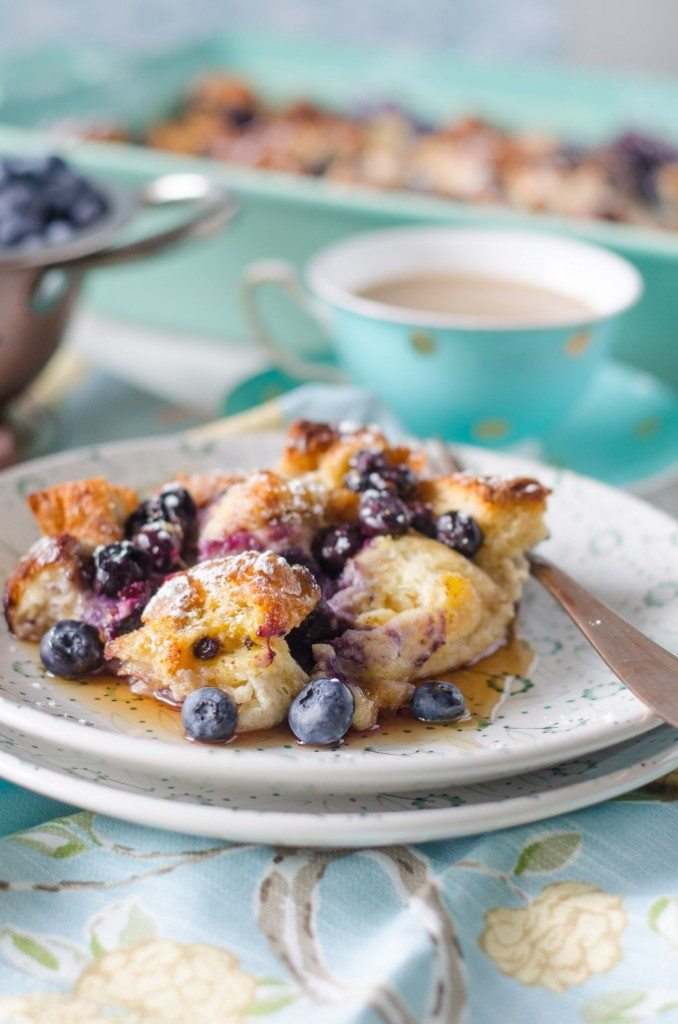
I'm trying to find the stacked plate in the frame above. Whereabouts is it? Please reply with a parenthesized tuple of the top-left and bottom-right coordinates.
(0, 432, 675, 848)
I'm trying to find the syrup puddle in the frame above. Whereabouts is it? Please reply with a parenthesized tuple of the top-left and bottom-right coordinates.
(52, 633, 536, 751)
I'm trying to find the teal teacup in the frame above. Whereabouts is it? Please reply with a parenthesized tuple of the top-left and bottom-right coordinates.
(242, 227, 642, 444)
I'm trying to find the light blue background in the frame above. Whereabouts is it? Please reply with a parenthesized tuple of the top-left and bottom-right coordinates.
(0, 0, 561, 59)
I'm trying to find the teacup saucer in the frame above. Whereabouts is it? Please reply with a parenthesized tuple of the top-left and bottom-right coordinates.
(542, 361, 678, 493)
(223, 360, 678, 493)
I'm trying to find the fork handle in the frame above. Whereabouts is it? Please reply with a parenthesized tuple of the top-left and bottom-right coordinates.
(529, 554, 678, 728)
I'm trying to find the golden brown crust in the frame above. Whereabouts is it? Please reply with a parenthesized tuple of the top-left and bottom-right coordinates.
(189, 74, 258, 114)
(418, 472, 550, 510)
(28, 478, 139, 548)
(199, 469, 327, 548)
(418, 472, 549, 598)
(4, 535, 89, 640)
(171, 472, 244, 509)
(279, 419, 426, 486)
(105, 552, 320, 730)
(137, 550, 320, 643)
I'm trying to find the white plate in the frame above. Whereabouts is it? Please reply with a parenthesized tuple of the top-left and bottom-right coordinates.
(0, 431, 674, 793)
(0, 723, 675, 847)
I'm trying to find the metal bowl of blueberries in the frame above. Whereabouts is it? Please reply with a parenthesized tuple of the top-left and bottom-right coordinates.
(0, 154, 237, 405)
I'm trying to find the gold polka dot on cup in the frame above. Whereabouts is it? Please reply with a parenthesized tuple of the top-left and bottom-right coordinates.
(565, 330, 591, 357)
(634, 416, 660, 439)
(473, 419, 511, 441)
(410, 330, 436, 355)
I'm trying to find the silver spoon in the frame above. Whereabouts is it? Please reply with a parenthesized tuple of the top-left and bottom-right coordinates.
(426, 439, 678, 727)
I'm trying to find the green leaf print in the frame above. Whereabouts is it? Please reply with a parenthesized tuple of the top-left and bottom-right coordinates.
(247, 980, 297, 1016)
(9, 933, 58, 972)
(514, 831, 581, 875)
(87, 899, 158, 958)
(581, 990, 646, 1024)
(0, 928, 87, 982)
(52, 811, 101, 845)
(648, 896, 678, 949)
(11, 823, 88, 859)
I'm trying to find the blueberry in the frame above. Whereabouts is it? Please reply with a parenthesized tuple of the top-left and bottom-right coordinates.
(159, 485, 196, 533)
(181, 686, 237, 742)
(193, 636, 221, 660)
(92, 541, 151, 598)
(3, 156, 61, 181)
(346, 450, 417, 499)
(287, 600, 347, 671)
(125, 497, 164, 537)
(0, 155, 107, 250)
(435, 510, 483, 558)
(0, 214, 36, 247)
(410, 680, 467, 723)
(409, 501, 437, 538)
(227, 105, 255, 127)
(313, 524, 362, 577)
(611, 132, 678, 201)
(110, 609, 144, 638)
(278, 547, 320, 578)
(69, 192, 106, 227)
(358, 490, 410, 537)
(132, 521, 183, 573)
(346, 463, 417, 499)
(44, 219, 75, 245)
(40, 620, 104, 679)
(288, 676, 355, 745)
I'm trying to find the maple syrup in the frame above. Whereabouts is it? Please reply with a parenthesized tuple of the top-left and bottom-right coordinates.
(54, 632, 536, 750)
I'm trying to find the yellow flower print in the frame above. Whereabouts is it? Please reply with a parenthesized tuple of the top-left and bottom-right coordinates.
(0, 994, 116, 1023)
(480, 881, 627, 993)
(0, 939, 257, 1024)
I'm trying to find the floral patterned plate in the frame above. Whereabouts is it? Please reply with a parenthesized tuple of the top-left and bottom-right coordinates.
(0, 721, 675, 846)
(0, 431, 674, 794)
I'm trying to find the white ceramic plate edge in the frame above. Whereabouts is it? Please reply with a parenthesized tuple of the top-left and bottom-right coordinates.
(0, 732, 675, 848)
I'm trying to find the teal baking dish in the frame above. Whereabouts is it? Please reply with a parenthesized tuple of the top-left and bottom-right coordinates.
(0, 34, 677, 385)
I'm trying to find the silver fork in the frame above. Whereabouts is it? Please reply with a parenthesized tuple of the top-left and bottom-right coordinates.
(426, 438, 678, 728)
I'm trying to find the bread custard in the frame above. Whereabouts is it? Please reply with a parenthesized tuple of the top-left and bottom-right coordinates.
(4, 421, 549, 745)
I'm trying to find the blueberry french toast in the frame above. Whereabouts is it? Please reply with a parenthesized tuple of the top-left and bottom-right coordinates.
(4, 421, 549, 745)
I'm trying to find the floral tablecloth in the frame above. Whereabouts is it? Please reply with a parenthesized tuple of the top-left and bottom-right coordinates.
(0, 355, 676, 1023)
(0, 796, 676, 1023)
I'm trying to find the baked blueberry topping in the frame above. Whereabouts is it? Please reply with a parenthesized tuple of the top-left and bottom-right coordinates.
(131, 521, 183, 574)
(410, 680, 467, 722)
(409, 501, 437, 538)
(345, 450, 417, 499)
(193, 636, 221, 660)
(40, 620, 104, 679)
(181, 686, 237, 742)
(435, 510, 483, 558)
(125, 497, 164, 537)
(279, 547, 320, 578)
(610, 132, 678, 202)
(111, 609, 144, 637)
(159, 485, 196, 533)
(350, 450, 389, 475)
(228, 105, 256, 127)
(288, 676, 355, 745)
(358, 490, 410, 537)
(92, 541, 151, 598)
(313, 524, 362, 577)
(287, 601, 347, 671)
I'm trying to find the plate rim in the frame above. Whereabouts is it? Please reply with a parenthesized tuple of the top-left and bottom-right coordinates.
(0, 429, 671, 792)
(0, 727, 675, 847)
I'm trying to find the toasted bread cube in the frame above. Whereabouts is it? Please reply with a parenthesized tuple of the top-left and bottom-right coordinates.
(28, 477, 139, 548)
(106, 551, 320, 731)
(4, 535, 89, 640)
